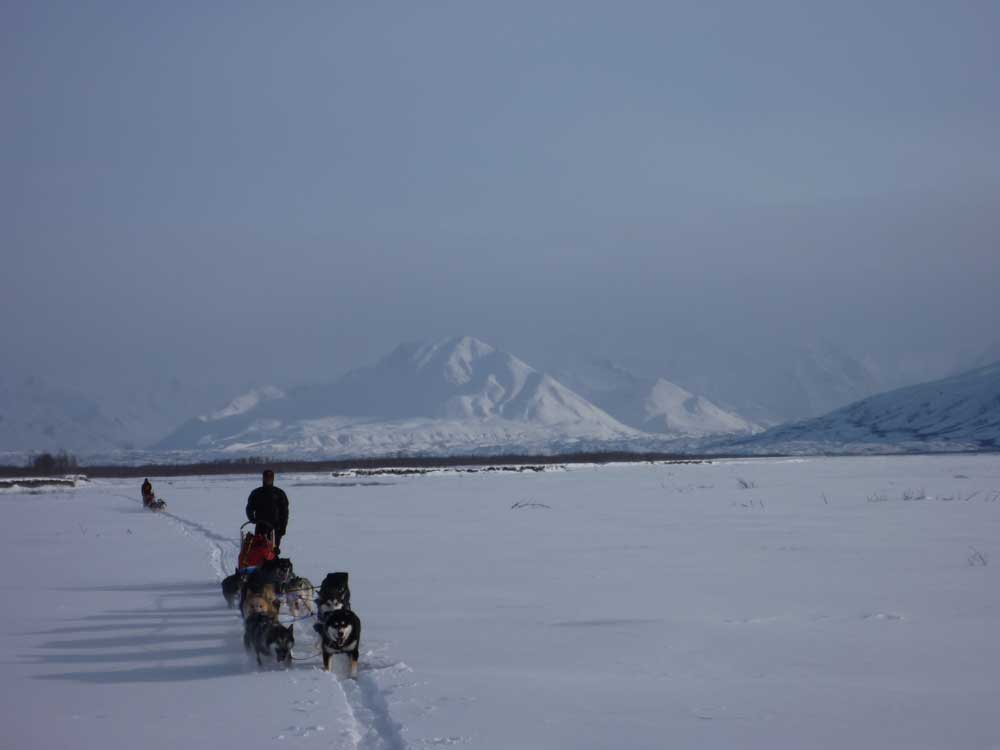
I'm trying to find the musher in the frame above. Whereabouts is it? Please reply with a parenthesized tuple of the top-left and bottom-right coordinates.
(141, 478, 156, 508)
(246, 469, 289, 554)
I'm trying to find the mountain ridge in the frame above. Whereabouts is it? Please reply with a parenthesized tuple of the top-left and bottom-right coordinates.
(719, 360, 1000, 454)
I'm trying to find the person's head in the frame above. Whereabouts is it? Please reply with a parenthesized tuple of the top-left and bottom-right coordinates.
(263, 469, 275, 487)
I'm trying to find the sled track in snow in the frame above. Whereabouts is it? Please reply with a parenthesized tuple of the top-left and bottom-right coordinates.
(146, 497, 410, 749)
(159, 510, 239, 580)
(107, 491, 239, 580)
(339, 669, 409, 750)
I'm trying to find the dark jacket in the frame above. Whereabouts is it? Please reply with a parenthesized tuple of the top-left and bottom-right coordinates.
(246, 485, 289, 537)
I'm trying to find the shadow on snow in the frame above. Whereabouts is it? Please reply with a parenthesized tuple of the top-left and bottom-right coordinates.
(25, 580, 249, 684)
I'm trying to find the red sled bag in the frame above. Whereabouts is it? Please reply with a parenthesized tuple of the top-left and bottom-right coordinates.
(237, 521, 276, 572)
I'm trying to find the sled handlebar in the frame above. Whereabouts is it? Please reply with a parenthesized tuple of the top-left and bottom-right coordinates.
(240, 520, 275, 532)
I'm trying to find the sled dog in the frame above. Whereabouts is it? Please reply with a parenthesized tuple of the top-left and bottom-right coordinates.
(244, 613, 294, 667)
(285, 576, 316, 618)
(247, 557, 295, 591)
(314, 608, 361, 677)
(241, 558, 293, 615)
(316, 571, 351, 616)
(241, 586, 279, 619)
(221, 573, 243, 608)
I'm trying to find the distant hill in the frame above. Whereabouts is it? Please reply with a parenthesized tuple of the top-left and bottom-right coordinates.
(554, 359, 758, 438)
(721, 361, 1000, 454)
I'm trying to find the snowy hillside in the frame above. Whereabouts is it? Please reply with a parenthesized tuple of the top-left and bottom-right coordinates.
(0, 375, 128, 456)
(556, 360, 758, 438)
(724, 361, 1000, 454)
(158, 337, 641, 457)
(203, 386, 287, 421)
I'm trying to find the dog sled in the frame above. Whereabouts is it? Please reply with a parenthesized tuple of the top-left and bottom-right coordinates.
(141, 479, 166, 511)
(222, 521, 280, 612)
(142, 494, 166, 511)
(238, 520, 277, 573)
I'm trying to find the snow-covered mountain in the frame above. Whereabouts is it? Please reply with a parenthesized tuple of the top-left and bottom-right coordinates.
(554, 360, 758, 438)
(98, 376, 246, 448)
(157, 337, 643, 457)
(14, 338, 992, 462)
(203, 386, 286, 421)
(721, 360, 1000, 454)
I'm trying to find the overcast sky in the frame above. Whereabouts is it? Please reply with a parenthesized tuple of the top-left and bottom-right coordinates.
(4, 1, 999, 396)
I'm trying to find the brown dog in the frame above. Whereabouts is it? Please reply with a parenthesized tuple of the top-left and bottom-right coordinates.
(241, 584, 279, 619)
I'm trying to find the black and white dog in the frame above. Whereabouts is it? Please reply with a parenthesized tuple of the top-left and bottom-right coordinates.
(243, 613, 294, 667)
(314, 608, 361, 677)
(316, 571, 351, 616)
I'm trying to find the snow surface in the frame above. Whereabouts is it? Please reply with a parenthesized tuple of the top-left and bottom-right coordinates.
(5, 455, 1000, 748)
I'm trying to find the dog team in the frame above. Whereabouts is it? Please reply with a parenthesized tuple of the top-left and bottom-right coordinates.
(219, 469, 362, 675)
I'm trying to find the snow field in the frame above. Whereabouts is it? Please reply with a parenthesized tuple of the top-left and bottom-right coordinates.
(3, 455, 1000, 749)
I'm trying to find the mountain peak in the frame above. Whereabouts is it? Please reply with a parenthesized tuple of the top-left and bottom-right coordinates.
(410, 336, 498, 385)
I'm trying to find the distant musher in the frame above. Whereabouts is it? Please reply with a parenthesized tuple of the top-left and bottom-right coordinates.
(246, 469, 289, 554)
(141, 478, 166, 510)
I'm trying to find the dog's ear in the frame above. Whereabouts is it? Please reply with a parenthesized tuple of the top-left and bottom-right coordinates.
(289, 623, 294, 633)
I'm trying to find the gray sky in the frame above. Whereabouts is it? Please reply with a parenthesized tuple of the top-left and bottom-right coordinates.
(4, 0, 999, 396)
